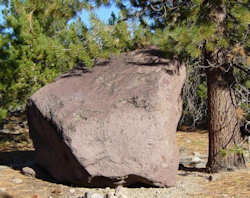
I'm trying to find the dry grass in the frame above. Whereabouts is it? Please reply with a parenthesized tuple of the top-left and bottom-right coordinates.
(177, 130, 250, 198)
(177, 130, 208, 155)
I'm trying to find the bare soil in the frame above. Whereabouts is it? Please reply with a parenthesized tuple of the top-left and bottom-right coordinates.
(0, 116, 249, 198)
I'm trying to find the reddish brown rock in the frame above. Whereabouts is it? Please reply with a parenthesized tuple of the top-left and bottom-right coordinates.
(27, 48, 186, 187)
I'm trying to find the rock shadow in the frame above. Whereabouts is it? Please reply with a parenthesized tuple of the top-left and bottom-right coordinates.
(0, 150, 159, 188)
(0, 150, 35, 167)
(178, 164, 207, 173)
(0, 150, 209, 188)
(0, 150, 57, 183)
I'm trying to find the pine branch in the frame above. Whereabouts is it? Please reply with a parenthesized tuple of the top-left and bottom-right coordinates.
(233, 64, 250, 75)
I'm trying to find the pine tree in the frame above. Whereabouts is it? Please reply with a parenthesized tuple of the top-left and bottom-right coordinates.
(0, 0, 100, 117)
(94, 0, 249, 172)
(0, 0, 149, 119)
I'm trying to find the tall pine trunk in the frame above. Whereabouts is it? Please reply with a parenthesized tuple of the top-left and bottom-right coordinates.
(206, 68, 246, 172)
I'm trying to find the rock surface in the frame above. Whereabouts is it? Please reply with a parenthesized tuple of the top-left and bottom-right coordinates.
(27, 47, 186, 187)
(21, 167, 36, 178)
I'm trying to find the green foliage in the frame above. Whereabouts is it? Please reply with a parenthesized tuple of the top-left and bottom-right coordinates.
(0, 0, 98, 118)
(150, 1, 249, 64)
(89, 12, 153, 55)
(0, 108, 7, 120)
(245, 80, 250, 89)
(0, 0, 153, 120)
(111, 0, 249, 74)
(197, 83, 207, 100)
(219, 145, 244, 158)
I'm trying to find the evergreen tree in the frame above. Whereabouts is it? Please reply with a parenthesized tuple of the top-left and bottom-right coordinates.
(0, 0, 100, 117)
(94, 0, 249, 172)
(0, 0, 150, 120)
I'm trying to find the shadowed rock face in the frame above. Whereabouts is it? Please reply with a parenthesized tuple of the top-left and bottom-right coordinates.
(27, 48, 186, 187)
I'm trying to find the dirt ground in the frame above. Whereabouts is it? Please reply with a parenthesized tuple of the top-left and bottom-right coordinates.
(0, 117, 249, 198)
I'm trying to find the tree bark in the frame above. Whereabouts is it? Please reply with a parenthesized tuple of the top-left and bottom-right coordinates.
(206, 68, 246, 173)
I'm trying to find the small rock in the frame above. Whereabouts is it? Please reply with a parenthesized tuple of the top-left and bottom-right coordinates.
(91, 193, 104, 198)
(51, 188, 62, 194)
(105, 192, 116, 198)
(21, 167, 36, 177)
(194, 162, 206, 168)
(179, 156, 192, 165)
(191, 156, 202, 164)
(85, 192, 104, 198)
(114, 186, 127, 198)
(69, 189, 75, 194)
(12, 178, 23, 184)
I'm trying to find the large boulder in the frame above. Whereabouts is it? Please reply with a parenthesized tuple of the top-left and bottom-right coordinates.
(27, 48, 186, 187)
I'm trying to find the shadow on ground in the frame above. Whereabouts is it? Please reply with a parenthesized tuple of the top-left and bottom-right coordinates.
(0, 150, 58, 184)
(0, 150, 35, 166)
(178, 164, 207, 173)
(0, 150, 160, 188)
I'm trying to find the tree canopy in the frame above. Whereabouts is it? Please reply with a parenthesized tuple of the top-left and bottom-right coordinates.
(0, 0, 153, 119)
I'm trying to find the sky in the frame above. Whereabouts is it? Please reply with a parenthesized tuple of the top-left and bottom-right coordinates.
(0, 5, 4, 24)
(0, 4, 120, 28)
(80, 4, 119, 28)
